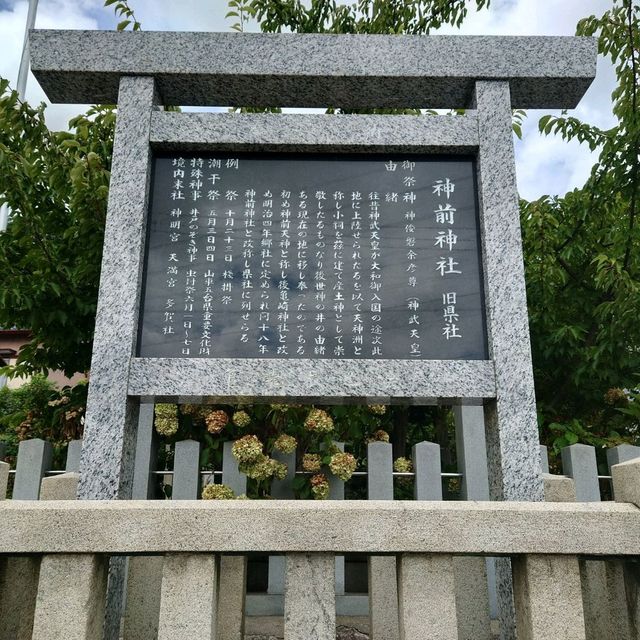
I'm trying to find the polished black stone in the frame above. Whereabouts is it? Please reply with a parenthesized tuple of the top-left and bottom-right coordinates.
(138, 153, 487, 360)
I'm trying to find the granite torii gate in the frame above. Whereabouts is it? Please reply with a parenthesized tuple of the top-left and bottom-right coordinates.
(29, 29, 596, 640)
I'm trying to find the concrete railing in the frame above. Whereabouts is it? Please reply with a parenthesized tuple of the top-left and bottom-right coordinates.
(0, 459, 639, 640)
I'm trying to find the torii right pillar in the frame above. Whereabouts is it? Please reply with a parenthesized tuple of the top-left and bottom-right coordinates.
(475, 79, 544, 640)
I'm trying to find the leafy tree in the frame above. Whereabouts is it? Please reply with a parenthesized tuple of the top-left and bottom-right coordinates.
(244, 0, 490, 34)
(521, 0, 640, 454)
(0, 84, 114, 378)
(103, 0, 142, 31)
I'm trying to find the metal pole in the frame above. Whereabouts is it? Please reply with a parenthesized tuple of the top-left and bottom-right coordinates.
(2, 0, 39, 232)
(17, 0, 40, 100)
(0, 204, 9, 232)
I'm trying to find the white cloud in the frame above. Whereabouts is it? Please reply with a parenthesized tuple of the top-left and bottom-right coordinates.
(437, 0, 616, 199)
(514, 51, 617, 200)
(0, 0, 100, 130)
(120, 0, 232, 31)
(455, 0, 611, 36)
(0, 0, 619, 198)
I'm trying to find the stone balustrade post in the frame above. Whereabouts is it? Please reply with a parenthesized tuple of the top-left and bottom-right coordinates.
(125, 404, 163, 640)
(40, 472, 79, 500)
(284, 553, 335, 640)
(172, 439, 202, 500)
(65, 440, 83, 473)
(32, 554, 108, 640)
(612, 458, 640, 636)
(13, 439, 52, 500)
(0, 439, 52, 640)
(539, 445, 550, 474)
(543, 474, 576, 503)
(217, 441, 248, 640)
(397, 553, 458, 640)
(0, 461, 8, 500)
(454, 406, 498, 624)
(367, 441, 399, 640)
(612, 458, 640, 508)
(512, 555, 586, 640)
(608, 445, 640, 500)
(268, 447, 296, 602)
(327, 441, 346, 597)
(561, 444, 600, 502)
(158, 554, 219, 640)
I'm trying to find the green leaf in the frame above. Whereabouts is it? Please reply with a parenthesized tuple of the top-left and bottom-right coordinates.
(565, 431, 580, 445)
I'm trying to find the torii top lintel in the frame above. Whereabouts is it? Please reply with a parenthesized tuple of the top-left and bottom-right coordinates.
(29, 30, 597, 110)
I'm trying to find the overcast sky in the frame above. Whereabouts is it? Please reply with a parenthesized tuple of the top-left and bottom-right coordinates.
(0, 0, 617, 201)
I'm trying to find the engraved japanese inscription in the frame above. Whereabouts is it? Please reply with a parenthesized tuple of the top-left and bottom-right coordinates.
(138, 153, 487, 360)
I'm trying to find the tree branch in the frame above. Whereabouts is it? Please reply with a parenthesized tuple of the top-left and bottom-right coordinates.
(622, 0, 639, 271)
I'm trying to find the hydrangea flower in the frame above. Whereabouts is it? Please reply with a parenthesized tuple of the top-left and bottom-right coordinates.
(232, 410, 251, 428)
(180, 404, 201, 416)
(154, 404, 178, 437)
(240, 455, 274, 481)
(271, 403, 302, 412)
(48, 396, 70, 407)
(201, 483, 235, 500)
(604, 388, 628, 406)
(270, 459, 288, 481)
(311, 474, 330, 500)
(205, 409, 229, 434)
(240, 455, 288, 481)
(302, 453, 322, 472)
(393, 457, 413, 473)
(329, 452, 357, 481)
(232, 435, 263, 464)
(369, 429, 390, 443)
(304, 408, 334, 434)
(368, 404, 387, 416)
(273, 434, 297, 454)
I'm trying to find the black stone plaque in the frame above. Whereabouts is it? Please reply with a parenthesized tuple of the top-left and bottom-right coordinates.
(138, 153, 487, 360)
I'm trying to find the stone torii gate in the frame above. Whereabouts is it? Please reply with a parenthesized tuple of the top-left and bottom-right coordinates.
(29, 29, 596, 640)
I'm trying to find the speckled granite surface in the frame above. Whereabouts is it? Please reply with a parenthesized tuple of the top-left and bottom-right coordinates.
(475, 80, 544, 640)
(247, 628, 368, 640)
(128, 358, 496, 404)
(77, 77, 159, 640)
(475, 81, 544, 504)
(150, 112, 479, 153)
(78, 77, 158, 502)
(30, 30, 596, 109)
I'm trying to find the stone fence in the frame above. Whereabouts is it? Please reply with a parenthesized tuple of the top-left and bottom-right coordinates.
(1, 438, 640, 639)
(3, 437, 640, 504)
(2, 437, 640, 637)
(0, 458, 639, 640)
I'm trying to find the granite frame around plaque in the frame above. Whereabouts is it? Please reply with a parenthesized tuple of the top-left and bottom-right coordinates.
(28, 28, 597, 497)
(30, 29, 597, 640)
(139, 150, 488, 357)
(136, 131, 492, 405)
